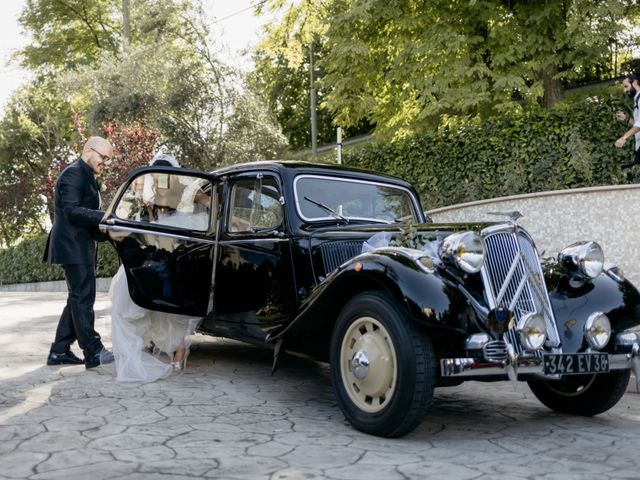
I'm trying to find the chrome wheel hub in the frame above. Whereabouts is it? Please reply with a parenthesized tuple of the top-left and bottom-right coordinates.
(351, 351, 370, 380)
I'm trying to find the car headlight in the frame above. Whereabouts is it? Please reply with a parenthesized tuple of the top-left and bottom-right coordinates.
(517, 313, 547, 351)
(558, 241, 604, 279)
(584, 312, 611, 350)
(440, 231, 485, 273)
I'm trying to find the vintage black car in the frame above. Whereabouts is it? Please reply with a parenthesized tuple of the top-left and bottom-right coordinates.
(101, 161, 640, 437)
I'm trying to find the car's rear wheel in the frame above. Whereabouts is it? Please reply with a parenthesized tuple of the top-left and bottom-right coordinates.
(330, 291, 435, 437)
(527, 370, 630, 416)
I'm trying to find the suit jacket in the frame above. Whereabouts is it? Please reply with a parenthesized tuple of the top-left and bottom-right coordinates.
(44, 158, 105, 265)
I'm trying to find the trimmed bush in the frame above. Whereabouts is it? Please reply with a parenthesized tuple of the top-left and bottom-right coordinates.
(0, 234, 119, 285)
(342, 95, 633, 209)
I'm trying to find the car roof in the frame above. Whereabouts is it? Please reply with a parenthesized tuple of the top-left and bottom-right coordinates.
(210, 160, 415, 189)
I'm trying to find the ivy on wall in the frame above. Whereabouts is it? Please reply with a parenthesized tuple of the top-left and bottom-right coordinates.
(342, 95, 633, 209)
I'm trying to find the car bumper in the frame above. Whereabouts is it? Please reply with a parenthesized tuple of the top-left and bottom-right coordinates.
(440, 345, 639, 379)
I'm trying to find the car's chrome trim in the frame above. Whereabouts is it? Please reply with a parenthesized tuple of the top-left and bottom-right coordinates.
(440, 351, 637, 378)
(441, 356, 543, 377)
(457, 285, 490, 317)
(480, 225, 561, 353)
(483, 340, 509, 362)
(102, 224, 216, 245)
(209, 188, 223, 315)
(218, 238, 289, 244)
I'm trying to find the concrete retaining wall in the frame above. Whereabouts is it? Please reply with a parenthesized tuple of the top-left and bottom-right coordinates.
(427, 184, 640, 287)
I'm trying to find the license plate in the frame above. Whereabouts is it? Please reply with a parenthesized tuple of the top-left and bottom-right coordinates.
(543, 353, 609, 375)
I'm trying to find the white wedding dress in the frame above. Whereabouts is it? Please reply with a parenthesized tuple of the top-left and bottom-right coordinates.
(106, 266, 202, 383)
(105, 176, 210, 382)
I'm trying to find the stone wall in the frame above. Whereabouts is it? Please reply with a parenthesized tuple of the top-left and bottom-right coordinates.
(427, 184, 640, 286)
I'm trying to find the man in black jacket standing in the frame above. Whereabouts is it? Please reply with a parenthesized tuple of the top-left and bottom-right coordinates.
(44, 136, 115, 369)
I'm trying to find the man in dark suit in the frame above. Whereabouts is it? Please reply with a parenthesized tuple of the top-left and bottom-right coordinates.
(44, 136, 115, 369)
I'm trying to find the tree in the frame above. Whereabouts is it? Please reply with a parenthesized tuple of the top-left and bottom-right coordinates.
(0, 80, 160, 247)
(16, 0, 287, 168)
(97, 119, 158, 206)
(17, 0, 199, 73)
(40, 116, 159, 209)
(0, 82, 78, 245)
(223, 86, 288, 163)
(62, 2, 287, 169)
(320, 0, 634, 137)
(18, 0, 121, 74)
(251, 46, 338, 149)
(253, 0, 371, 149)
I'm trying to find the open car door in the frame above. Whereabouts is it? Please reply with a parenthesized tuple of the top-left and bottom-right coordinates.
(100, 167, 218, 317)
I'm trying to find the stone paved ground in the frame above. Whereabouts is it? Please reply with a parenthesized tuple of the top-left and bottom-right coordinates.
(1, 292, 639, 480)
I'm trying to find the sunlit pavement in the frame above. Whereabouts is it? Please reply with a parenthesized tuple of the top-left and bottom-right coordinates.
(1, 292, 639, 480)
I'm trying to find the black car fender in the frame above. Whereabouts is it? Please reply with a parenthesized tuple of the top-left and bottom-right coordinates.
(273, 249, 472, 358)
(547, 271, 640, 354)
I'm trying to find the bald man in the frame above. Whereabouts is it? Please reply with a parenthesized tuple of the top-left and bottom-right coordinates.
(44, 136, 115, 369)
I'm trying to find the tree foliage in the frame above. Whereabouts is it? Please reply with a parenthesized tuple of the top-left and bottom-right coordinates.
(251, 44, 343, 149)
(223, 87, 289, 164)
(18, 0, 121, 74)
(321, 0, 633, 137)
(253, 0, 371, 148)
(0, 0, 288, 245)
(58, 0, 286, 169)
(0, 82, 78, 245)
(255, 0, 636, 139)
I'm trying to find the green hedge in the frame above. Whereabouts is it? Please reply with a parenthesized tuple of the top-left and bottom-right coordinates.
(342, 94, 634, 209)
(0, 234, 119, 285)
(1, 93, 635, 284)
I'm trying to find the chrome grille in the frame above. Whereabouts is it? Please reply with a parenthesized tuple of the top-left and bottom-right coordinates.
(481, 227, 560, 354)
(483, 340, 508, 362)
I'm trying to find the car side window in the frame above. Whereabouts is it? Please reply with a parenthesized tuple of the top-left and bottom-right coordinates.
(228, 176, 283, 233)
(114, 172, 213, 231)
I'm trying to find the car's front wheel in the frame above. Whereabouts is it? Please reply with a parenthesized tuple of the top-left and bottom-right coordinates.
(527, 370, 630, 416)
(330, 291, 435, 437)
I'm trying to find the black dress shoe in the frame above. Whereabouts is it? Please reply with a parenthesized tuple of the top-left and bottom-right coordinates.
(47, 350, 84, 366)
(85, 348, 115, 369)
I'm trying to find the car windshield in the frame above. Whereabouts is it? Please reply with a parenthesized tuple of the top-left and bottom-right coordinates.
(294, 175, 418, 223)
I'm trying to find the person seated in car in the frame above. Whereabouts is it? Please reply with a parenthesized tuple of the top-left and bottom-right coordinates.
(142, 154, 187, 222)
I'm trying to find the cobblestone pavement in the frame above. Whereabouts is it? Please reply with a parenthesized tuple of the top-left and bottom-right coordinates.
(1, 292, 639, 480)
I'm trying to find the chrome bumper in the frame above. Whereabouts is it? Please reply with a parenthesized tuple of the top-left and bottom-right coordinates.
(440, 347, 639, 379)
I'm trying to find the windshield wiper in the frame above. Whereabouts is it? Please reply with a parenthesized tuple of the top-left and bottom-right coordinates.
(303, 196, 350, 224)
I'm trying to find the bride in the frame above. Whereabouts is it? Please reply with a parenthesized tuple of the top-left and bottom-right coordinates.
(104, 153, 205, 383)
